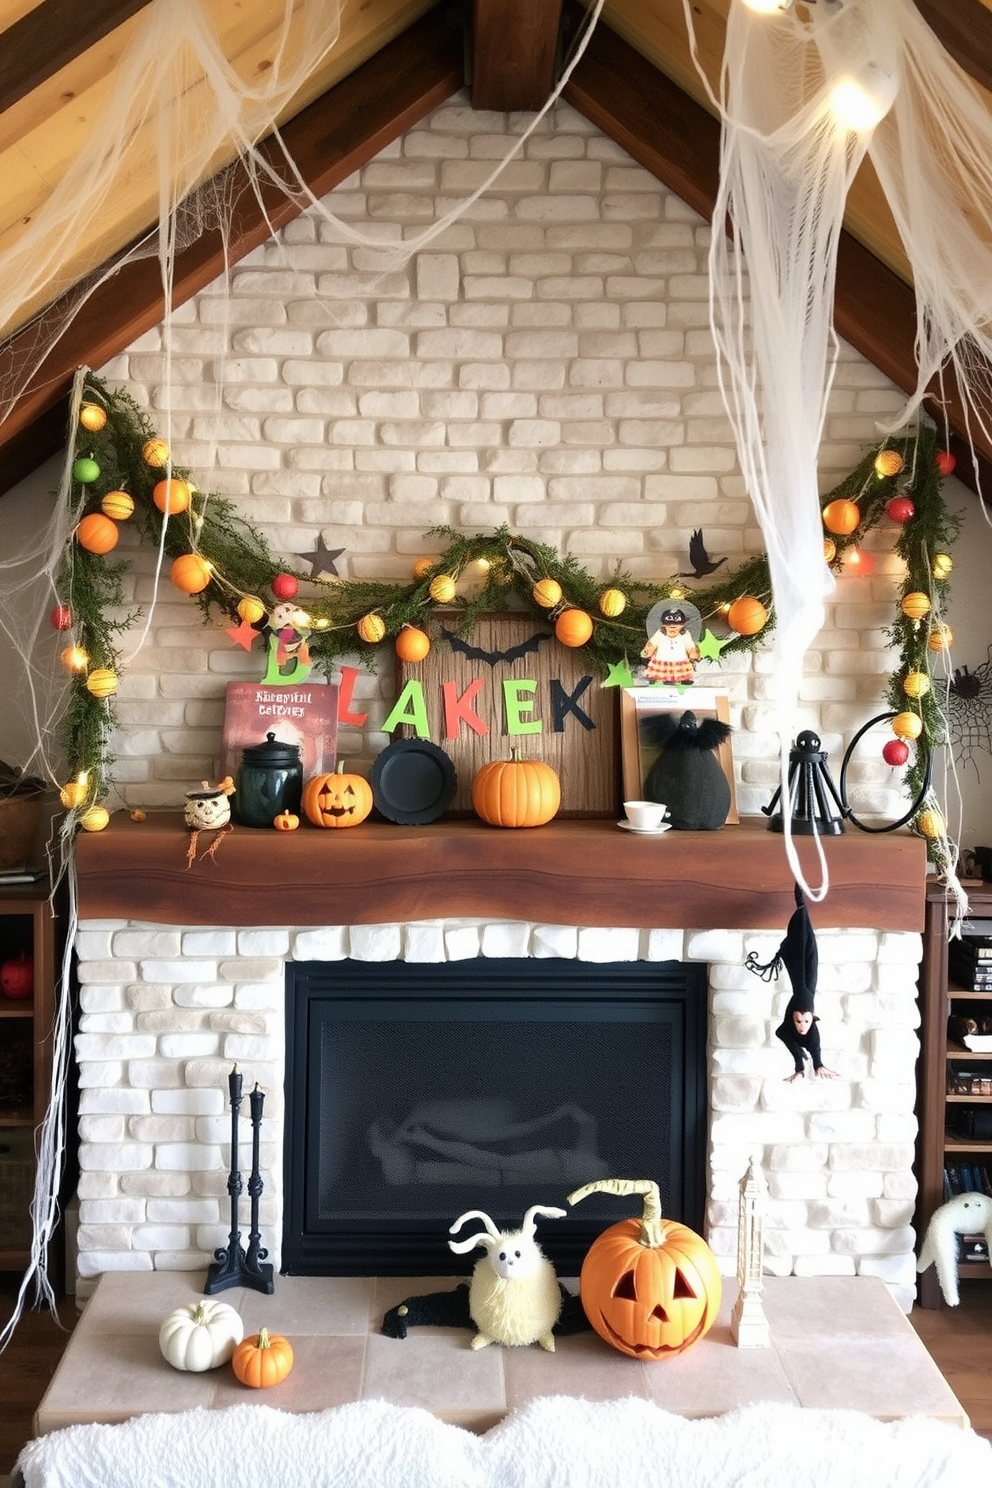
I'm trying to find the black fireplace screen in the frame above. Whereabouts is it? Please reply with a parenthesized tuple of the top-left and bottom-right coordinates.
(282, 958, 707, 1275)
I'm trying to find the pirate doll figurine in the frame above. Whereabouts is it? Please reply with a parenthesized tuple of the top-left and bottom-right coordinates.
(641, 605, 700, 685)
(745, 882, 838, 1082)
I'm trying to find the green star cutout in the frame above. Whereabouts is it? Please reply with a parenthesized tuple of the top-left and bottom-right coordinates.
(697, 627, 729, 661)
(603, 660, 635, 688)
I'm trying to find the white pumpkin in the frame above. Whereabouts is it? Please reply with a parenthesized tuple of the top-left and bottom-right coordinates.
(159, 1298, 244, 1372)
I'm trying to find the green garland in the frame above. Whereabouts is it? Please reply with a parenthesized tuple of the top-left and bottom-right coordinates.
(58, 374, 959, 831)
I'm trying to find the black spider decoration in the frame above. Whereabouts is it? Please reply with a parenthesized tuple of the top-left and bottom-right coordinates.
(943, 645, 992, 776)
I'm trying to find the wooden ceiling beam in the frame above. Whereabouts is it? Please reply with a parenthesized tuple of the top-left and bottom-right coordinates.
(0, 11, 464, 493)
(469, 0, 564, 111)
(0, 0, 153, 114)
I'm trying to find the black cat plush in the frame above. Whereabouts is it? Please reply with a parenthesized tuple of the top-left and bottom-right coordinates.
(641, 709, 732, 830)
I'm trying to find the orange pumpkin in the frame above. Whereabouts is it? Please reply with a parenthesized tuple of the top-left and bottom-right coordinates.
(273, 811, 300, 831)
(554, 608, 594, 648)
(302, 766, 373, 828)
(231, 1327, 293, 1388)
(567, 1178, 722, 1360)
(471, 751, 561, 828)
(395, 625, 431, 663)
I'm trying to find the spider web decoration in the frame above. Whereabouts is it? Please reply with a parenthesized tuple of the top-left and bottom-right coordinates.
(944, 646, 992, 777)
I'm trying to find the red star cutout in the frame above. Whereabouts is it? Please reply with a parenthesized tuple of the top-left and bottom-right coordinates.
(227, 619, 260, 652)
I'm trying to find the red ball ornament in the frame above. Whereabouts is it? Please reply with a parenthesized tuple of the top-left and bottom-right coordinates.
(882, 739, 910, 767)
(935, 450, 956, 477)
(271, 573, 299, 600)
(885, 495, 915, 524)
(49, 604, 72, 631)
(0, 951, 33, 1000)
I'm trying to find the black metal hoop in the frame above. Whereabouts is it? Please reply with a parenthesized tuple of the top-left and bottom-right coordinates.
(839, 711, 933, 833)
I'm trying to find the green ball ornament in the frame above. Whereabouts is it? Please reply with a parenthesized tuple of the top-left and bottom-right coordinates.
(72, 456, 101, 484)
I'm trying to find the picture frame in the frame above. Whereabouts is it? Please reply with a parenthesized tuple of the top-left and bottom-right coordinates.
(619, 686, 738, 825)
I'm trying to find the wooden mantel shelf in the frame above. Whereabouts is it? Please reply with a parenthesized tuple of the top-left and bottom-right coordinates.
(74, 812, 927, 931)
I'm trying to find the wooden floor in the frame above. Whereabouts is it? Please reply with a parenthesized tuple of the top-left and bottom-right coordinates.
(1, 1274, 990, 1476)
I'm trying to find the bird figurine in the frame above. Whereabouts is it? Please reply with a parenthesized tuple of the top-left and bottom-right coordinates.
(680, 529, 726, 579)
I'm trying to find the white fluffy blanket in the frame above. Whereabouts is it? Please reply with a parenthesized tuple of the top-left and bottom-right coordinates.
(15, 1396, 992, 1488)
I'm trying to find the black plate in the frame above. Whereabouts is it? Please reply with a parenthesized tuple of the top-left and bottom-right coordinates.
(370, 739, 457, 825)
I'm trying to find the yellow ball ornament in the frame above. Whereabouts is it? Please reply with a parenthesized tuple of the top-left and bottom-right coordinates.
(891, 711, 923, 741)
(59, 776, 89, 809)
(823, 538, 836, 563)
(142, 437, 171, 468)
(101, 490, 134, 521)
(79, 403, 107, 432)
(79, 805, 110, 832)
(917, 808, 945, 840)
(931, 553, 953, 580)
(86, 667, 119, 699)
(357, 612, 386, 644)
(873, 449, 904, 478)
(532, 578, 563, 609)
(598, 588, 627, 618)
(238, 597, 266, 625)
(927, 623, 953, 652)
(902, 671, 930, 699)
(900, 591, 931, 621)
(428, 574, 457, 604)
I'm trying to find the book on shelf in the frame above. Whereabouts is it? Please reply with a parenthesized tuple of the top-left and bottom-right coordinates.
(957, 1234, 990, 1263)
(952, 938, 992, 961)
(220, 678, 340, 783)
(0, 865, 46, 885)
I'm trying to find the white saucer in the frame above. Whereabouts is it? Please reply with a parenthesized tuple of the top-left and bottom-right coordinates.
(617, 820, 671, 835)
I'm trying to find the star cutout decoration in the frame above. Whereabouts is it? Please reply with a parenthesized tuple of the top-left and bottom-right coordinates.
(227, 618, 260, 652)
(297, 534, 344, 579)
(602, 660, 635, 688)
(697, 628, 730, 661)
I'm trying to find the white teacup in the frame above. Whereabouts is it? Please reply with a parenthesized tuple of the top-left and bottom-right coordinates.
(623, 800, 668, 830)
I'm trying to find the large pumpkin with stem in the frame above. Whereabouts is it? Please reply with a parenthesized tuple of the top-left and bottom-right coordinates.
(302, 765, 373, 828)
(231, 1327, 294, 1388)
(567, 1177, 722, 1359)
(471, 750, 561, 828)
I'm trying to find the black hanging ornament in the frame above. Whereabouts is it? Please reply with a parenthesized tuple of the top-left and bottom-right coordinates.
(641, 709, 732, 830)
(745, 883, 838, 1082)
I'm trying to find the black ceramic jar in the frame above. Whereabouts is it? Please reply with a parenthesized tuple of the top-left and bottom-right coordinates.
(234, 731, 303, 827)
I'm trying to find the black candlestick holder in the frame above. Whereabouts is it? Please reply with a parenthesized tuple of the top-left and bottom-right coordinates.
(761, 730, 847, 835)
(205, 1072, 274, 1295)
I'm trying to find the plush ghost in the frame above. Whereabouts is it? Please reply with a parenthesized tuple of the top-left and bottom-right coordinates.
(917, 1191, 992, 1305)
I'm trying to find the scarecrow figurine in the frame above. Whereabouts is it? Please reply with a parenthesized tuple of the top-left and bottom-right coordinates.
(745, 883, 838, 1082)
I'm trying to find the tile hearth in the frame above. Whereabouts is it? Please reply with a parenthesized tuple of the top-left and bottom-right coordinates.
(34, 1273, 968, 1437)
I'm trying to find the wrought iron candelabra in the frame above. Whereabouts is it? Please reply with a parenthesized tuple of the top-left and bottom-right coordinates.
(205, 1067, 275, 1294)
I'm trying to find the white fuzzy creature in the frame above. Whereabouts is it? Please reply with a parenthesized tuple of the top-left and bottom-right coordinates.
(917, 1191, 992, 1305)
(448, 1205, 566, 1351)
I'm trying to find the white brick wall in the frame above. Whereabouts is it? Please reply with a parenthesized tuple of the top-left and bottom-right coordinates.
(73, 918, 922, 1311)
(97, 93, 908, 818)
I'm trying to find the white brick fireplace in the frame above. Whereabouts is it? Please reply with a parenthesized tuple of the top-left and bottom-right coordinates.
(71, 899, 923, 1310)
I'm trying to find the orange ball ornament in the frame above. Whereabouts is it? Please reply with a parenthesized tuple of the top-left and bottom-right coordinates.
(142, 437, 170, 468)
(356, 612, 386, 644)
(822, 499, 860, 536)
(153, 478, 192, 515)
(727, 596, 768, 636)
(900, 591, 931, 621)
(101, 490, 134, 521)
(76, 513, 119, 554)
(412, 556, 438, 580)
(554, 608, 594, 647)
(59, 775, 90, 809)
(395, 625, 431, 663)
(170, 554, 213, 594)
(891, 711, 923, 741)
(927, 623, 953, 652)
(532, 578, 563, 609)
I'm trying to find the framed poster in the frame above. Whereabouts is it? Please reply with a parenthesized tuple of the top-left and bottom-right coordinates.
(620, 686, 738, 825)
(221, 678, 340, 782)
(393, 613, 619, 817)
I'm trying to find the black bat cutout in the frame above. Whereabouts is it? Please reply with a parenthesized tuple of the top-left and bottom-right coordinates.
(443, 629, 550, 666)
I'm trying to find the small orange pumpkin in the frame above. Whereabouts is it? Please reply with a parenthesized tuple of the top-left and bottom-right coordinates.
(231, 1327, 293, 1388)
(273, 811, 300, 831)
(568, 1177, 722, 1360)
(302, 766, 373, 828)
(471, 750, 561, 828)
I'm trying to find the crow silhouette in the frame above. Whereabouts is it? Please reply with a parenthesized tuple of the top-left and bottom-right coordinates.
(679, 528, 726, 579)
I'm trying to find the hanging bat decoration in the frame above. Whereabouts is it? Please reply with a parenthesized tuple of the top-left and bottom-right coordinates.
(443, 629, 550, 666)
(745, 882, 839, 1082)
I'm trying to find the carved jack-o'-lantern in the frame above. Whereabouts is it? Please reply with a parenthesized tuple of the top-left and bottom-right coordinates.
(567, 1177, 722, 1360)
(302, 767, 373, 829)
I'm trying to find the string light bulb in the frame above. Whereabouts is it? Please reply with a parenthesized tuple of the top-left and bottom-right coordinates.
(829, 62, 899, 133)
